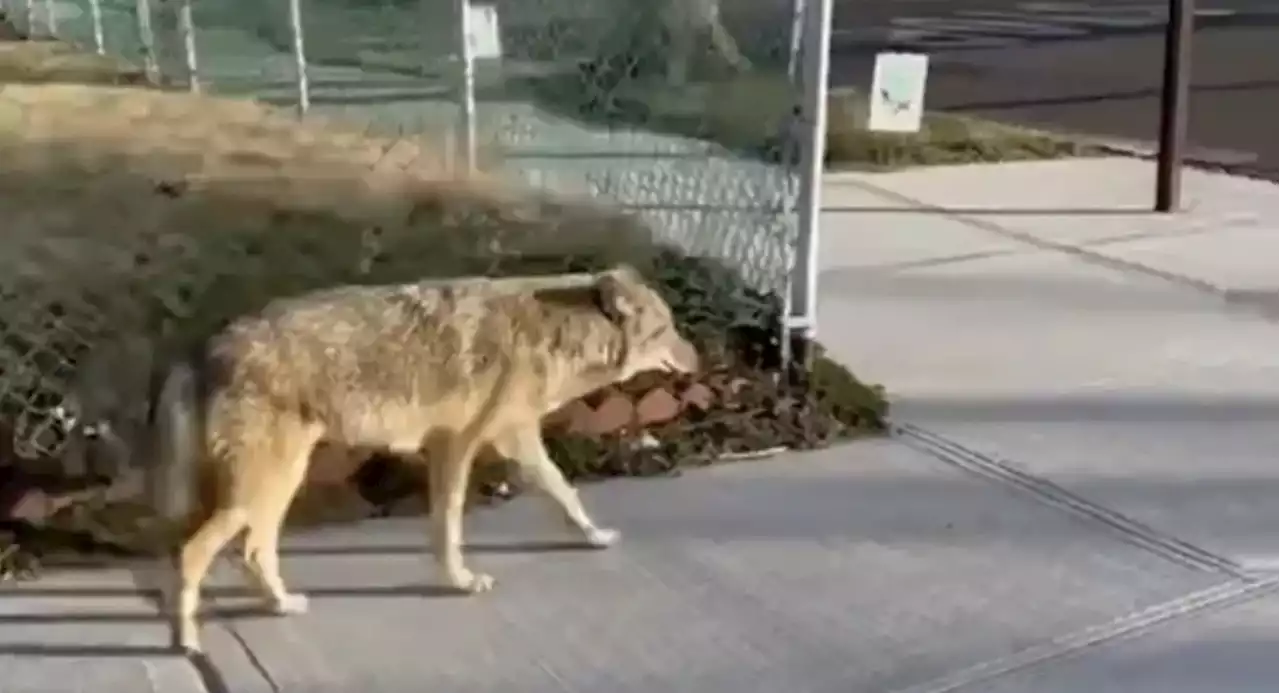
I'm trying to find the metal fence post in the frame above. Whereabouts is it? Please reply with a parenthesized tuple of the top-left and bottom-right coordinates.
(89, 0, 105, 53)
(454, 0, 478, 173)
(786, 0, 833, 371)
(134, 0, 160, 83)
(41, 0, 55, 34)
(287, 0, 310, 117)
(785, 0, 806, 82)
(21, 0, 33, 36)
(176, 0, 199, 92)
(1155, 0, 1194, 212)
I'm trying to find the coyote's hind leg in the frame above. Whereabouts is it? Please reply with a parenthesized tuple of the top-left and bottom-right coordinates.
(237, 418, 324, 617)
(174, 410, 318, 654)
(427, 430, 495, 593)
(175, 505, 248, 654)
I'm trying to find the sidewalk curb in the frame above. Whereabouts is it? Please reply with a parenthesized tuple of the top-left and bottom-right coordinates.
(1085, 139, 1277, 184)
(823, 171, 1277, 321)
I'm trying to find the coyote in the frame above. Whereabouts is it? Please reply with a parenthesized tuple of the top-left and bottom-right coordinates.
(143, 265, 699, 654)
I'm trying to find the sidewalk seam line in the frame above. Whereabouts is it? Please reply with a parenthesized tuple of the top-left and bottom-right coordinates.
(885, 576, 1278, 693)
(834, 176, 1229, 298)
(892, 422, 1249, 579)
(890, 427, 1280, 691)
(220, 622, 283, 693)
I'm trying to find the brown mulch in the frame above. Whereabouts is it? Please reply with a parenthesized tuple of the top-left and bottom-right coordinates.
(0, 17, 20, 41)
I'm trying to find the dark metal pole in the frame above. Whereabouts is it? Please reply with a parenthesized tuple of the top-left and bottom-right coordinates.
(1155, 0, 1195, 212)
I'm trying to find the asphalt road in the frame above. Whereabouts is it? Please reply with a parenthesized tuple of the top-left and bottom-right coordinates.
(824, 0, 1278, 177)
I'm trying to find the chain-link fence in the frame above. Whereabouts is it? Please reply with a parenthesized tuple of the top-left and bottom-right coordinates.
(0, 0, 831, 465)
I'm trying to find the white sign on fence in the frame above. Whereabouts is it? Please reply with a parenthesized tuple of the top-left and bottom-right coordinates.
(465, 4, 503, 60)
(867, 52, 930, 133)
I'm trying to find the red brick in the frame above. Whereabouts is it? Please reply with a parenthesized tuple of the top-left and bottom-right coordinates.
(585, 391, 635, 436)
(545, 398, 598, 431)
(580, 386, 616, 409)
(551, 400, 596, 435)
(542, 402, 574, 429)
(625, 371, 669, 393)
(635, 387, 682, 426)
(5, 487, 52, 522)
(680, 382, 716, 411)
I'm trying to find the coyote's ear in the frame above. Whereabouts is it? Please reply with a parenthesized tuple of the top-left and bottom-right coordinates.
(593, 272, 636, 324)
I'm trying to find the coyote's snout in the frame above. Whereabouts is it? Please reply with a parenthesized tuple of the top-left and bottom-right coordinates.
(144, 264, 697, 654)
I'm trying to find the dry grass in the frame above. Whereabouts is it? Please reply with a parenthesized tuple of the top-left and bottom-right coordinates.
(823, 90, 1098, 169)
(0, 32, 650, 241)
(0, 48, 660, 337)
(0, 35, 146, 85)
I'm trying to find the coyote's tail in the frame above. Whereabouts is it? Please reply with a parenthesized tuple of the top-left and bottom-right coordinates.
(147, 362, 200, 522)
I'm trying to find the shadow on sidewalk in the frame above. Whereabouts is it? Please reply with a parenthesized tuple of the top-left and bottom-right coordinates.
(822, 206, 1154, 216)
(0, 538, 615, 617)
(6, 538, 602, 575)
(946, 80, 1278, 114)
(0, 642, 177, 657)
(0, 582, 471, 660)
(820, 266, 1220, 310)
(895, 393, 1278, 424)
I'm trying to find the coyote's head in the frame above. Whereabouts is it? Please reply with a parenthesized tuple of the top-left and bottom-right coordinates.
(591, 265, 700, 380)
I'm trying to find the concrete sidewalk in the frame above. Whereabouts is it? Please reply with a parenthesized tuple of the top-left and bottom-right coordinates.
(818, 156, 1278, 690)
(1, 441, 1254, 693)
(822, 157, 1278, 307)
(1, 157, 1276, 692)
(819, 157, 1277, 567)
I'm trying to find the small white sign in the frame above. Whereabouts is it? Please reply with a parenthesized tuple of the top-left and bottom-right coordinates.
(867, 52, 930, 133)
(465, 4, 503, 60)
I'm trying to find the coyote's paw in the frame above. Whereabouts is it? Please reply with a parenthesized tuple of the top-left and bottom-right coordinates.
(270, 593, 310, 615)
(444, 569, 496, 594)
(583, 526, 621, 549)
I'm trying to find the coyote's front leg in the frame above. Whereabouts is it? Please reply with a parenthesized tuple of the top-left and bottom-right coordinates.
(492, 425, 620, 549)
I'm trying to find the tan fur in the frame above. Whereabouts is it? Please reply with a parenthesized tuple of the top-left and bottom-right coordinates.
(148, 265, 698, 653)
